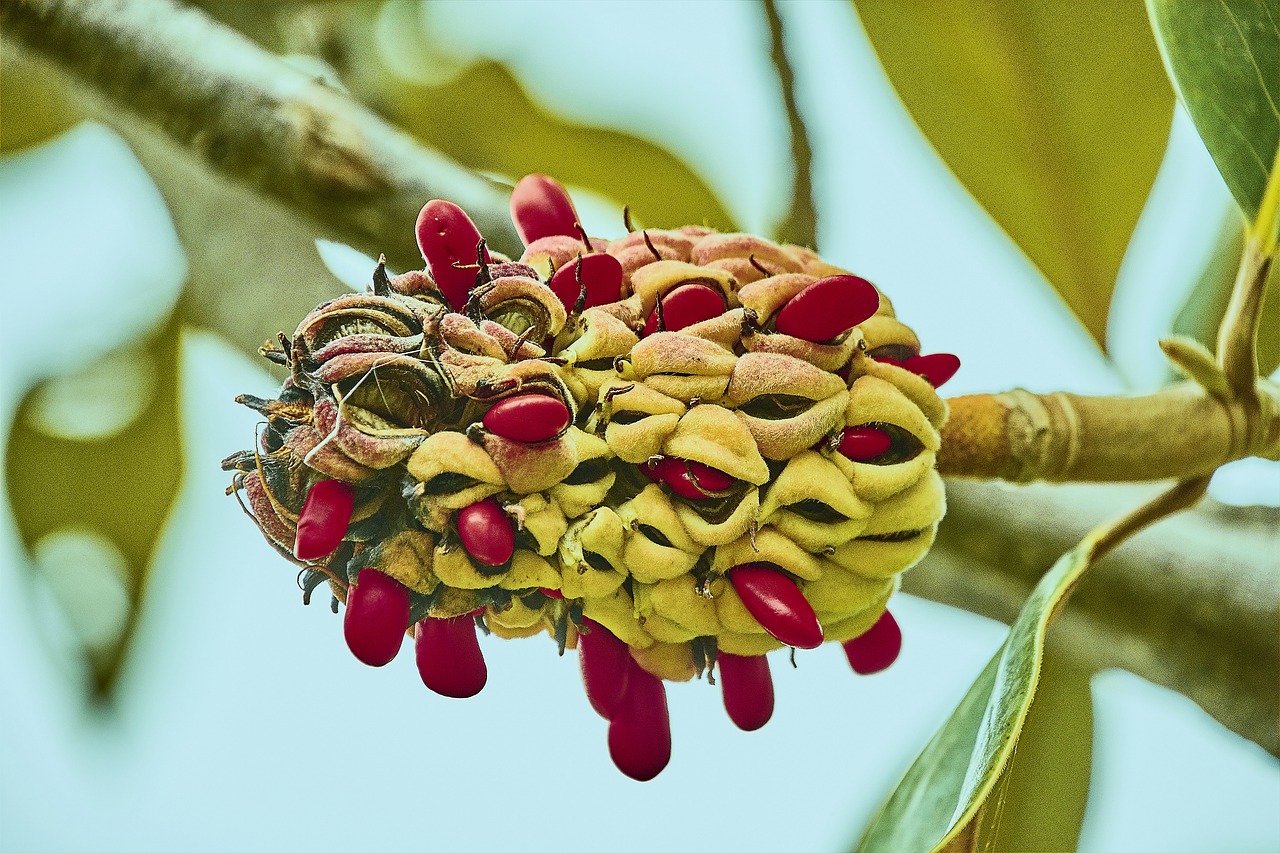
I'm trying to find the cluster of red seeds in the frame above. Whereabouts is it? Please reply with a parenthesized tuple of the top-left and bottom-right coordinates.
(225, 175, 957, 780)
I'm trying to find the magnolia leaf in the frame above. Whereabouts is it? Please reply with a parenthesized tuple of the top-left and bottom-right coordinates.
(5, 319, 183, 698)
(1147, 0, 1280, 223)
(856, 542, 1095, 852)
(1172, 214, 1280, 376)
(0, 48, 84, 155)
(974, 651, 1094, 853)
(854, 1, 1173, 349)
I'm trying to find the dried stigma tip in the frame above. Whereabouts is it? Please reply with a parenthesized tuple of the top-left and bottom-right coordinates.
(729, 563, 824, 649)
(456, 497, 516, 567)
(579, 617, 631, 719)
(482, 393, 571, 443)
(415, 615, 488, 698)
(774, 275, 879, 342)
(343, 568, 411, 667)
(842, 609, 902, 675)
(548, 253, 623, 312)
(607, 658, 672, 781)
(510, 174, 581, 246)
(294, 479, 355, 561)
(837, 426, 893, 462)
(718, 652, 775, 731)
(415, 199, 491, 311)
(642, 283, 725, 336)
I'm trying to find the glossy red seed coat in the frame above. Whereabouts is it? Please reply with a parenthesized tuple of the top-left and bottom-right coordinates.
(415, 200, 491, 311)
(456, 498, 515, 567)
(642, 283, 725, 336)
(482, 393, 571, 443)
(729, 563, 824, 649)
(838, 426, 893, 462)
(774, 275, 879, 342)
(510, 174, 581, 245)
(718, 652, 775, 731)
(294, 479, 355, 561)
(900, 353, 961, 388)
(607, 658, 672, 781)
(549, 253, 624, 311)
(343, 568, 411, 667)
(415, 615, 488, 698)
(842, 609, 902, 675)
(579, 618, 632, 719)
(658, 457, 736, 499)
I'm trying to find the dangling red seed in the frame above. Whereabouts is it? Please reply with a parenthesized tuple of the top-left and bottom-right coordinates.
(729, 563, 824, 649)
(718, 652, 774, 732)
(482, 393, 571, 443)
(549, 253, 623, 311)
(294, 479, 355, 561)
(900, 353, 960, 388)
(456, 498, 515, 567)
(579, 618, 631, 720)
(607, 658, 672, 781)
(837, 426, 893, 462)
(510, 174, 581, 245)
(415, 199, 491, 311)
(343, 568, 411, 667)
(774, 275, 879, 342)
(658, 457, 735, 499)
(415, 615, 488, 698)
(842, 609, 902, 675)
(642, 283, 725, 335)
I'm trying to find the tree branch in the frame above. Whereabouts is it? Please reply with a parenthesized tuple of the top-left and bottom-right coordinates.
(763, 0, 817, 247)
(0, 0, 520, 271)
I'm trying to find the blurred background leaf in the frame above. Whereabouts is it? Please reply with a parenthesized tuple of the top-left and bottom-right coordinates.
(5, 318, 182, 698)
(1147, 0, 1280, 223)
(0, 48, 84, 154)
(852, 0, 1173, 350)
(1173, 214, 1280, 376)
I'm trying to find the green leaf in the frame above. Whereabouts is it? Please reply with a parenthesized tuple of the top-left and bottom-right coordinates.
(1147, 0, 1280, 223)
(1172, 213, 1280, 376)
(856, 541, 1095, 852)
(853, 1, 1173, 349)
(5, 318, 183, 698)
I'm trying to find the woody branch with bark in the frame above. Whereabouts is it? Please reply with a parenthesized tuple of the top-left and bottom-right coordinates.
(2, 0, 1276, 756)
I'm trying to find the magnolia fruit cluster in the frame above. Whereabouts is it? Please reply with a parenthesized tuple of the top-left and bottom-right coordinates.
(224, 175, 958, 781)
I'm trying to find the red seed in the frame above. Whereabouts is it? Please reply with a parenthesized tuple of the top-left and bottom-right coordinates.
(456, 497, 515, 567)
(729, 563, 824, 649)
(540, 587, 564, 599)
(642, 283, 725, 335)
(294, 479, 355, 561)
(510, 174, 581, 245)
(607, 658, 672, 781)
(842, 609, 902, 675)
(415, 200, 491, 311)
(658, 457, 735, 499)
(415, 615, 488, 698)
(718, 652, 774, 731)
(900, 353, 960, 388)
(774, 275, 879, 342)
(482, 393, 571, 443)
(837, 426, 893, 462)
(343, 568, 411, 667)
(638, 459, 664, 482)
(579, 618, 631, 719)
(549, 253, 623, 311)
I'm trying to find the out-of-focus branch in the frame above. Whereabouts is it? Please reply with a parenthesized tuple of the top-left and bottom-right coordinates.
(0, 0, 519, 271)
(910, 480, 1279, 757)
(763, 0, 817, 247)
